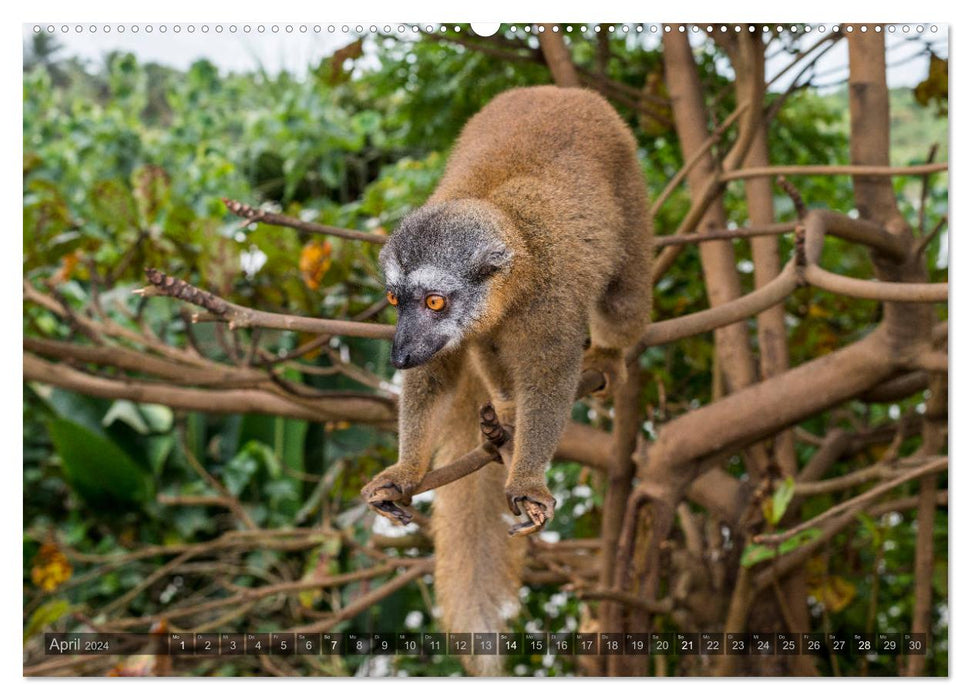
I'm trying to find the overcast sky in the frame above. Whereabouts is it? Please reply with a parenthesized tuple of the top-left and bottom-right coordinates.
(23, 23, 948, 90)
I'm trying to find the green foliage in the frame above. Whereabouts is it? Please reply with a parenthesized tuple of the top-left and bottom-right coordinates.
(47, 418, 155, 508)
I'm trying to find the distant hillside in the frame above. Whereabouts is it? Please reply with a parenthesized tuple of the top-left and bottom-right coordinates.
(816, 86, 948, 164)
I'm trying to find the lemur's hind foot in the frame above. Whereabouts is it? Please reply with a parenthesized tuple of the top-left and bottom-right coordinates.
(582, 346, 628, 398)
(361, 464, 423, 525)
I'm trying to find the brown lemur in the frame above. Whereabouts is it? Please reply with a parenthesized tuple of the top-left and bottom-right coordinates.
(361, 86, 653, 674)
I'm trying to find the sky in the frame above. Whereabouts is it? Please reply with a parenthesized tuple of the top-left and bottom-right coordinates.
(22, 23, 949, 91)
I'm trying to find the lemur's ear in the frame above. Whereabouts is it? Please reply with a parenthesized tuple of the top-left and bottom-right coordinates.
(378, 244, 402, 284)
(473, 239, 513, 278)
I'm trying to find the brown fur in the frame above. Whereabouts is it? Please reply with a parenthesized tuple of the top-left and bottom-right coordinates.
(363, 86, 653, 675)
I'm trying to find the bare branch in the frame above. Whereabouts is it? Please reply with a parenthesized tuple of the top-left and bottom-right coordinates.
(803, 209, 909, 262)
(753, 456, 947, 545)
(24, 353, 396, 424)
(288, 561, 433, 633)
(575, 588, 673, 613)
(654, 222, 792, 248)
(649, 100, 750, 220)
(223, 199, 387, 244)
(634, 262, 799, 350)
(915, 351, 948, 373)
(138, 268, 395, 340)
(537, 25, 581, 87)
(803, 265, 947, 303)
(721, 162, 947, 182)
(793, 462, 899, 496)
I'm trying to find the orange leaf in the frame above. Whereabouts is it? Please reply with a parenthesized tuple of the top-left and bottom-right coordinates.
(48, 250, 81, 285)
(31, 543, 72, 592)
(299, 240, 333, 290)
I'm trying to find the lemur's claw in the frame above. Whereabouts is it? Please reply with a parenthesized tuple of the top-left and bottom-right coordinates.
(368, 497, 414, 525)
(361, 477, 416, 526)
(505, 488, 556, 537)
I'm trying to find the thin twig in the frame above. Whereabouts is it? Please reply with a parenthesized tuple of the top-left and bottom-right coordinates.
(918, 144, 940, 236)
(654, 222, 793, 247)
(754, 457, 947, 545)
(177, 427, 258, 529)
(137, 268, 395, 340)
(223, 199, 387, 244)
(721, 162, 947, 182)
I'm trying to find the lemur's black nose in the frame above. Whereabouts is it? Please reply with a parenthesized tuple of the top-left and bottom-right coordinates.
(390, 339, 413, 369)
(391, 352, 412, 370)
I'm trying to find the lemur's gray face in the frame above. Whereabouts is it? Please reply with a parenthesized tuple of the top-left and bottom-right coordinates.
(379, 202, 512, 370)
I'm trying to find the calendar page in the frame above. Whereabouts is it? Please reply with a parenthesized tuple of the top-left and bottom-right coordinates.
(22, 20, 949, 681)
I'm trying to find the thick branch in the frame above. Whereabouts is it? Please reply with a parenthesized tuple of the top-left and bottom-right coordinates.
(803, 265, 947, 303)
(803, 208, 909, 262)
(661, 30, 760, 403)
(537, 26, 580, 87)
(25, 336, 267, 388)
(635, 262, 798, 350)
(638, 327, 899, 487)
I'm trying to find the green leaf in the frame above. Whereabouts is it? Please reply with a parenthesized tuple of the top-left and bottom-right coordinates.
(103, 400, 151, 434)
(778, 528, 822, 555)
(47, 418, 154, 508)
(146, 435, 175, 476)
(239, 414, 306, 472)
(764, 476, 796, 526)
(741, 528, 823, 568)
(38, 388, 111, 438)
(131, 164, 171, 225)
(223, 440, 284, 494)
(24, 599, 73, 642)
(102, 400, 173, 435)
(741, 543, 778, 568)
(88, 179, 140, 232)
(246, 441, 283, 480)
(140, 404, 174, 433)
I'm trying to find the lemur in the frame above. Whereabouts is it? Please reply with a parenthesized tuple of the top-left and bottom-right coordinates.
(361, 86, 653, 675)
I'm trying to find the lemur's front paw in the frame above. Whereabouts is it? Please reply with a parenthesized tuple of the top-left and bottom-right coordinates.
(361, 465, 423, 526)
(582, 346, 627, 398)
(505, 481, 556, 537)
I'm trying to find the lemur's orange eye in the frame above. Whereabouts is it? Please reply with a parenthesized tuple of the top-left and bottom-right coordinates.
(425, 294, 446, 311)
(386, 291, 399, 306)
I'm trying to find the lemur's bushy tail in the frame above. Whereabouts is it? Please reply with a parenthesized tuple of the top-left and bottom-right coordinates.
(430, 370, 525, 676)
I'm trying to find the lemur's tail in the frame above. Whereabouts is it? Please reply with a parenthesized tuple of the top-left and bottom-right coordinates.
(430, 370, 525, 676)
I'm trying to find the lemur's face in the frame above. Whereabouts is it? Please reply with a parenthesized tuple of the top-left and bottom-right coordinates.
(378, 204, 513, 370)
(380, 256, 486, 370)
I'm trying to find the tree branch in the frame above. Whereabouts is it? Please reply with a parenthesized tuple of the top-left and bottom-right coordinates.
(137, 268, 395, 340)
(803, 265, 947, 303)
(24, 353, 396, 424)
(721, 162, 947, 182)
(754, 456, 947, 545)
(223, 199, 388, 244)
(537, 25, 581, 87)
